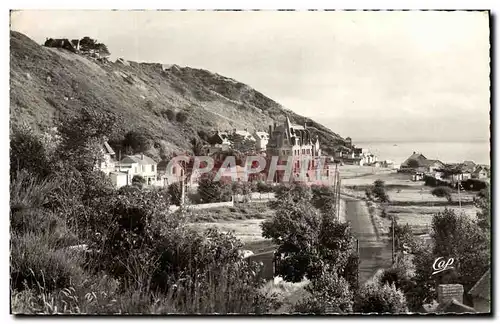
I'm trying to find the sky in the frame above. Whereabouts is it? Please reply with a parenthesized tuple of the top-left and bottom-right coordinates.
(10, 10, 491, 142)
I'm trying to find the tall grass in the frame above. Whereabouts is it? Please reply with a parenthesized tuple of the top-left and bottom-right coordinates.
(11, 261, 277, 315)
(10, 170, 57, 214)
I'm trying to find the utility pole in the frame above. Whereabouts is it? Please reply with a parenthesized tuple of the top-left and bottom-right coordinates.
(458, 178, 462, 210)
(180, 162, 185, 208)
(337, 176, 341, 222)
(356, 238, 360, 288)
(392, 215, 396, 265)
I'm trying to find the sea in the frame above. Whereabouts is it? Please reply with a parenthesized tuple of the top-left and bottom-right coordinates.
(356, 141, 491, 166)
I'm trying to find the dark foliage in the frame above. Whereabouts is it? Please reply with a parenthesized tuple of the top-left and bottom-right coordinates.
(353, 282, 408, 313)
(197, 172, 233, 203)
(10, 125, 53, 181)
(431, 186, 452, 202)
(176, 111, 189, 123)
(123, 130, 152, 154)
(167, 182, 182, 206)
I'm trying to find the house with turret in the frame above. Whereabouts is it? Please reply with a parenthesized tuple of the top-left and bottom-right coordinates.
(265, 117, 323, 182)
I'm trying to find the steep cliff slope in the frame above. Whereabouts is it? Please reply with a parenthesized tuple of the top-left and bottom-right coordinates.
(10, 31, 344, 159)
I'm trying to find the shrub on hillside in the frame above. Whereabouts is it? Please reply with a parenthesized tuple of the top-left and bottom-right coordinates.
(10, 125, 53, 180)
(57, 107, 117, 173)
(162, 109, 176, 121)
(123, 130, 152, 154)
(176, 111, 189, 123)
(197, 130, 210, 143)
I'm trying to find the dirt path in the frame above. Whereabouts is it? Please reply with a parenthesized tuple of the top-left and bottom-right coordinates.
(344, 196, 393, 284)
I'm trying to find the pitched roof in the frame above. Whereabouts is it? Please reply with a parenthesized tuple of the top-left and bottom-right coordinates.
(254, 131, 269, 140)
(402, 153, 427, 167)
(435, 299, 476, 313)
(473, 166, 488, 175)
(103, 141, 115, 155)
(421, 159, 443, 167)
(120, 154, 156, 165)
(469, 269, 490, 300)
(234, 130, 255, 140)
(290, 124, 305, 130)
(335, 145, 351, 152)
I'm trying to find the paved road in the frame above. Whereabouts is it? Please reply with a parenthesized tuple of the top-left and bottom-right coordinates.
(344, 196, 393, 284)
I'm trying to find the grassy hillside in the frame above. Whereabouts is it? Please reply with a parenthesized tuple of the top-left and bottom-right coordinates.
(10, 31, 345, 160)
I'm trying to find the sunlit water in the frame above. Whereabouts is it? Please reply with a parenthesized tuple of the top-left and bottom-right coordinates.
(356, 141, 490, 166)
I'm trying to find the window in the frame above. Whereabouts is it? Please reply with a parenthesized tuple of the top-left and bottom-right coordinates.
(151, 165, 155, 172)
(142, 165, 144, 172)
(135, 167, 138, 173)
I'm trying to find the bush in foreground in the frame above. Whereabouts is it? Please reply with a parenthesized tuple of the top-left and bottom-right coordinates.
(353, 282, 408, 314)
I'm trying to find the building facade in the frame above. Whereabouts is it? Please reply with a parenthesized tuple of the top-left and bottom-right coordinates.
(97, 141, 116, 175)
(115, 154, 158, 186)
(254, 131, 270, 152)
(265, 117, 322, 182)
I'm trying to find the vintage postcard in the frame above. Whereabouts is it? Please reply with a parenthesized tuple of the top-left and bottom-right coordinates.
(9, 10, 491, 315)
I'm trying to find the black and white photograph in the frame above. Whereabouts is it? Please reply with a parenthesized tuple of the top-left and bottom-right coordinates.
(8, 9, 492, 315)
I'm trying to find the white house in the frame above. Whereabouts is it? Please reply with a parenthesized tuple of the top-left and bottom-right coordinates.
(233, 129, 256, 142)
(472, 166, 489, 180)
(115, 154, 158, 186)
(109, 171, 128, 188)
(254, 131, 270, 152)
(97, 141, 116, 175)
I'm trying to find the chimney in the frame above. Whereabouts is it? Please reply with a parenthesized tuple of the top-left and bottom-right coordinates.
(437, 284, 464, 305)
(269, 125, 272, 134)
(304, 122, 307, 129)
(233, 128, 236, 133)
(141, 153, 144, 160)
(413, 151, 416, 155)
(244, 128, 248, 132)
(273, 122, 277, 130)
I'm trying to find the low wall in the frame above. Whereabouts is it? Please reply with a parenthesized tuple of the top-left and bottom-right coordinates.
(169, 200, 234, 212)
